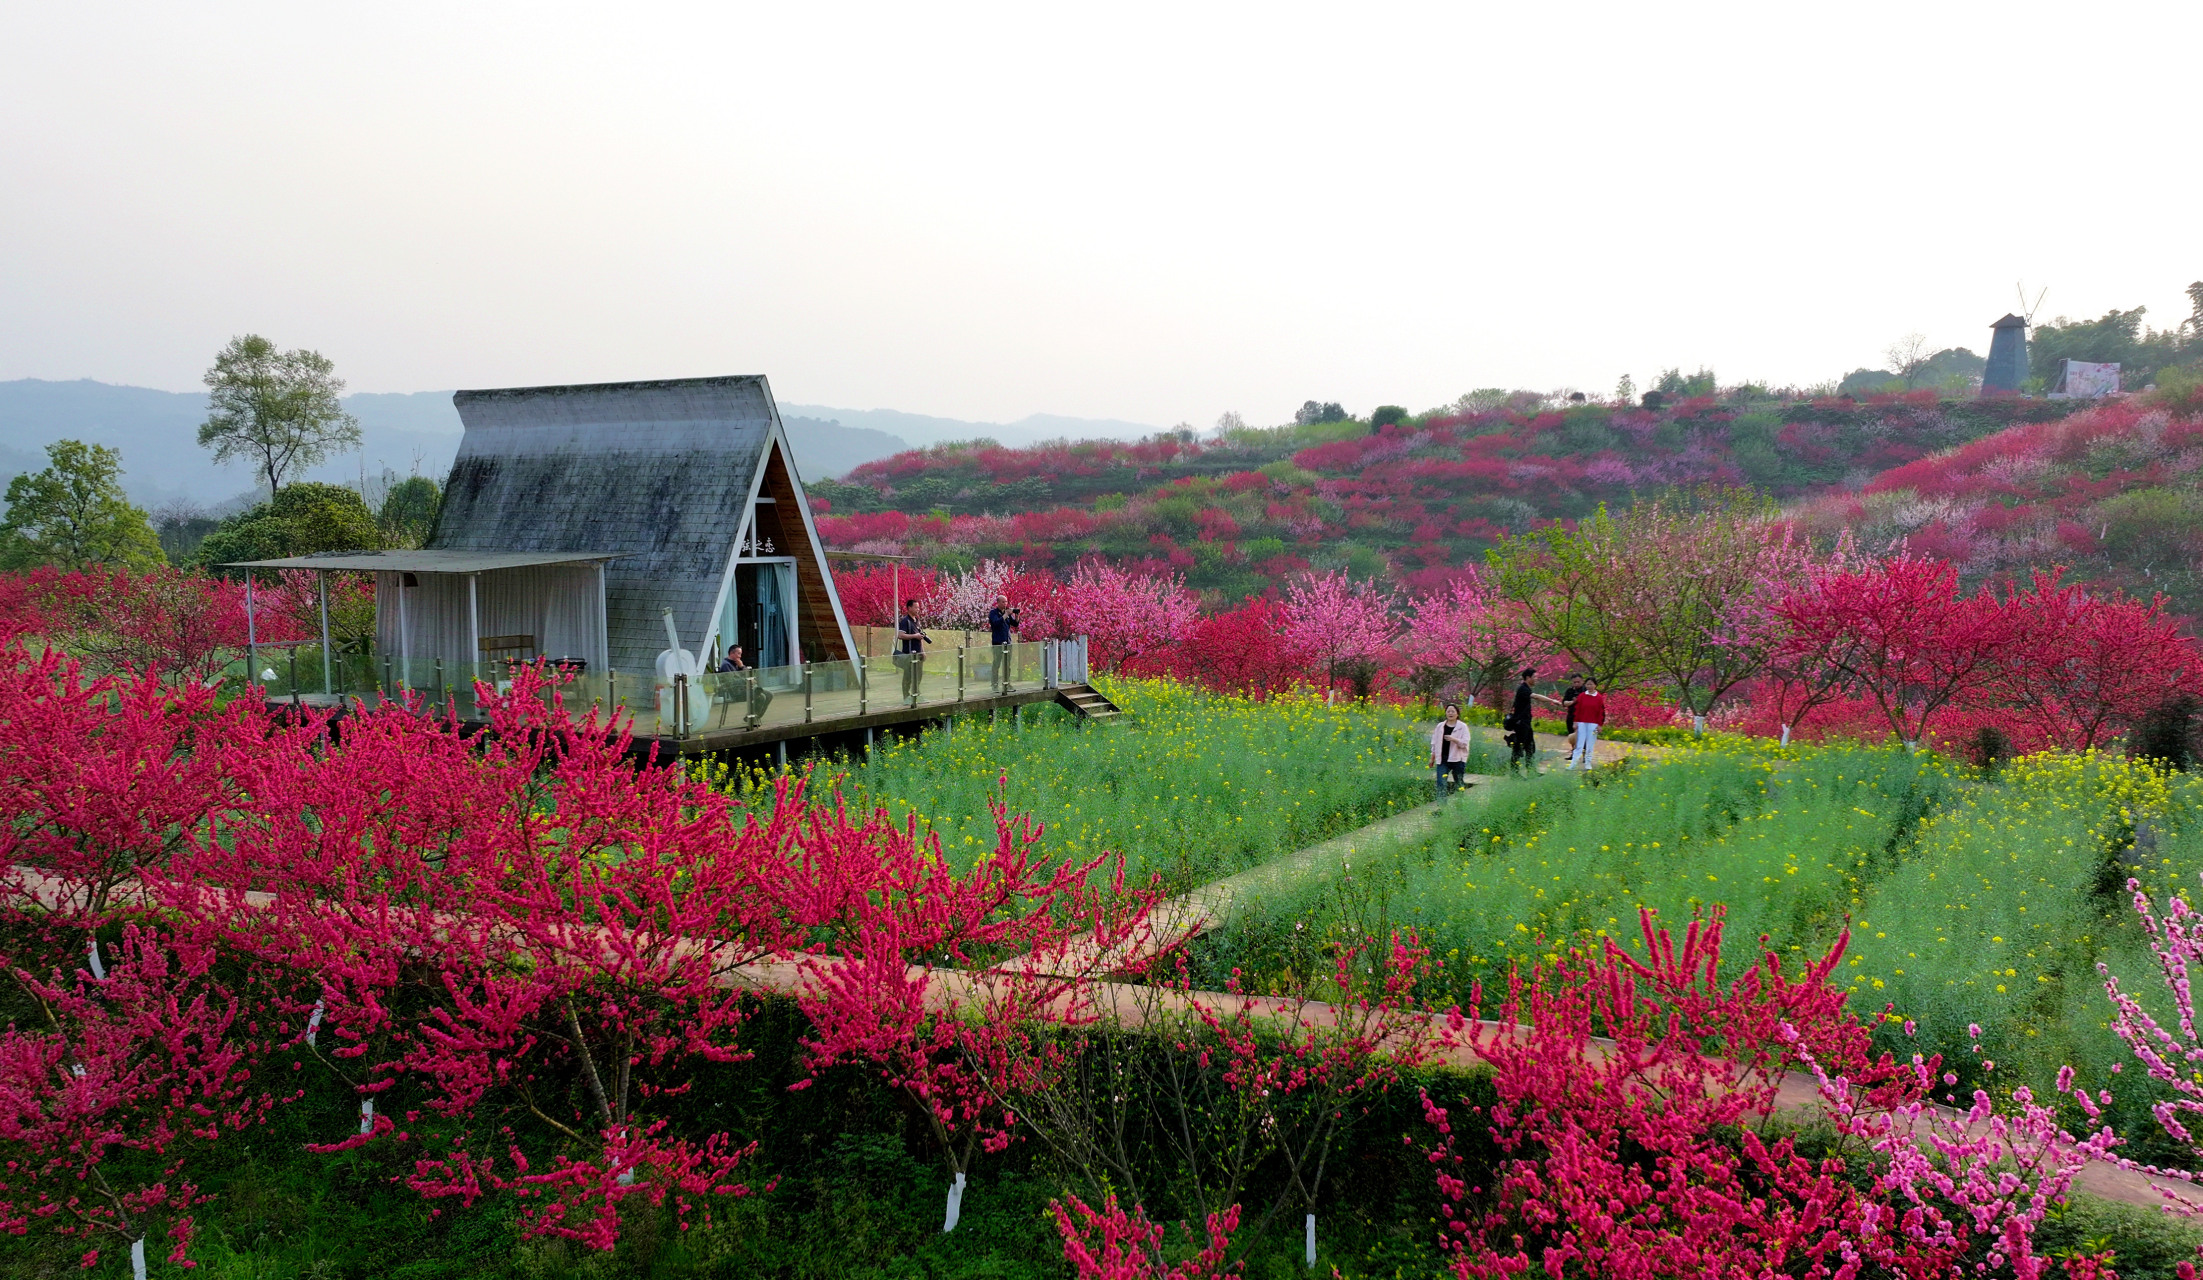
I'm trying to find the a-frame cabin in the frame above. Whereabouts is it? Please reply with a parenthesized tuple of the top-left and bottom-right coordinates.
(429, 375, 855, 675)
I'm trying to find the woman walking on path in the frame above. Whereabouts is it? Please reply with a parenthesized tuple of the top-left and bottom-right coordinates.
(1569, 678, 1606, 771)
(1430, 702, 1472, 797)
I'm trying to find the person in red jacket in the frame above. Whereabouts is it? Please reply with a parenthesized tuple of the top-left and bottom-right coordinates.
(1569, 678, 1606, 771)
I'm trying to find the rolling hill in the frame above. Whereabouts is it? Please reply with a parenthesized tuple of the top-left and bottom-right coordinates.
(1792, 383, 2203, 614)
(808, 393, 2078, 600)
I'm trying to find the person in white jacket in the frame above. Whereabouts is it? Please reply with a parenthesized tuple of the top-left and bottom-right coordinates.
(1430, 702, 1473, 797)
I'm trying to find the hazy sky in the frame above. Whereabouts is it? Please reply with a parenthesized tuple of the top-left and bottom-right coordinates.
(3, 1, 2198, 428)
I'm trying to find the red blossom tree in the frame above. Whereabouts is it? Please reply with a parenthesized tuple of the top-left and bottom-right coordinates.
(831, 562, 942, 630)
(0, 924, 295, 1276)
(166, 673, 783, 1249)
(1053, 1196, 1240, 1279)
(785, 790, 1158, 1231)
(0, 650, 283, 929)
(1771, 556, 2019, 748)
(1990, 570, 2203, 749)
(1176, 596, 1302, 698)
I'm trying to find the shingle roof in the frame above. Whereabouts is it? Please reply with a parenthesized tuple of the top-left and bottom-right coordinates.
(220, 550, 625, 573)
(434, 376, 777, 672)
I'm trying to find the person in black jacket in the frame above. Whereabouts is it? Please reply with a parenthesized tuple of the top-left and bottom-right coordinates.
(1506, 668, 1538, 773)
(896, 600, 930, 701)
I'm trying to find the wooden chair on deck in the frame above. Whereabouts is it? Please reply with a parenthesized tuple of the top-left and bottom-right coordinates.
(479, 634, 537, 683)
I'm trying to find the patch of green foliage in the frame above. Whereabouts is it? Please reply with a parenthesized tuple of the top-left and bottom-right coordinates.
(699, 678, 1433, 893)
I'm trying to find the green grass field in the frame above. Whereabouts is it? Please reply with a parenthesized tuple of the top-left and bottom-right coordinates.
(698, 677, 1474, 891)
(1197, 738, 2203, 1154)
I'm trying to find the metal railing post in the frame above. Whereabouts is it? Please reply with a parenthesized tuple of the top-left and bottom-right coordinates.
(857, 656, 868, 715)
(803, 662, 814, 723)
(957, 648, 966, 702)
(675, 673, 689, 739)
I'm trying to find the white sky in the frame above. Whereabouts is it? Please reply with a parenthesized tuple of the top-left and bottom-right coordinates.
(3, 1, 2198, 427)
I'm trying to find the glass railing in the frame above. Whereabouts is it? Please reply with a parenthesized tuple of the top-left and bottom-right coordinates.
(235, 640, 1065, 738)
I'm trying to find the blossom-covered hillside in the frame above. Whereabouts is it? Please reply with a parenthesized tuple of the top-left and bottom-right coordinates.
(1793, 383, 2203, 614)
(808, 393, 2071, 599)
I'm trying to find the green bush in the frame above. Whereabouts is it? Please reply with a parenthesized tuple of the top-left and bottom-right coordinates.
(197, 482, 382, 568)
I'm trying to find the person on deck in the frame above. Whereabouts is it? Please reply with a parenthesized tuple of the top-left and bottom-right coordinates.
(1430, 702, 1473, 797)
(715, 644, 771, 726)
(986, 595, 1020, 692)
(1569, 678, 1607, 771)
(896, 599, 930, 701)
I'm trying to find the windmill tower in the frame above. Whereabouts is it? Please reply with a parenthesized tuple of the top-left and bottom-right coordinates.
(1982, 284, 2045, 394)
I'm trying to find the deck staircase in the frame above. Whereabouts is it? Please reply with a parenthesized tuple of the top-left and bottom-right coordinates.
(1054, 683, 1123, 721)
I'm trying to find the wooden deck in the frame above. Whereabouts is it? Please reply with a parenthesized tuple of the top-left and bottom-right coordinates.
(652, 684, 1072, 756)
(264, 678, 1113, 758)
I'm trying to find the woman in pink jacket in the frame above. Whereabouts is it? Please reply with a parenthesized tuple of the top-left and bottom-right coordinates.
(1430, 702, 1473, 797)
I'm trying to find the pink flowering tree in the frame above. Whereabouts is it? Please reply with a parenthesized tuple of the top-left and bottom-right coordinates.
(1722, 528, 1860, 744)
(1405, 571, 1549, 714)
(1282, 569, 1398, 700)
(1608, 497, 1816, 730)
(1791, 1024, 2121, 1279)
(2097, 875, 2203, 1216)
(1057, 557, 1197, 671)
(926, 558, 1062, 638)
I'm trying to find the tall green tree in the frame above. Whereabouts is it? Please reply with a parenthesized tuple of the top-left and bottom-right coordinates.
(0, 440, 165, 571)
(1486, 506, 1649, 690)
(2029, 307, 2187, 388)
(198, 335, 362, 495)
(1604, 491, 1805, 722)
(377, 475, 442, 547)
(195, 482, 382, 568)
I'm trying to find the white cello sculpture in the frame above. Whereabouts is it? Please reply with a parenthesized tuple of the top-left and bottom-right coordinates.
(655, 608, 711, 733)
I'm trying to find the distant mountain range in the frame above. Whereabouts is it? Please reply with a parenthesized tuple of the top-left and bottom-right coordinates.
(0, 379, 1164, 509)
